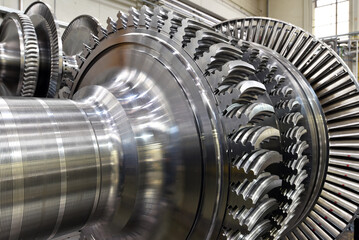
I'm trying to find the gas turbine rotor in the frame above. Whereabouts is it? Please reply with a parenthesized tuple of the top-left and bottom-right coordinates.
(57, 6, 340, 239)
(214, 18, 359, 239)
(59, 15, 100, 99)
(25, 1, 62, 97)
(0, 6, 358, 240)
(0, 1, 61, 97)
(0, 12, 39, 96)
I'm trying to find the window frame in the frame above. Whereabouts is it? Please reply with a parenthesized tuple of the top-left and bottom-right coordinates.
(313, 0, 349, 37)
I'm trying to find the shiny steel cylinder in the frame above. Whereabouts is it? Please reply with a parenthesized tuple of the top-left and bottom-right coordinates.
(0, 12, 40, 97)
(0, 42, 21, 92)
(0, 86, 133, 240)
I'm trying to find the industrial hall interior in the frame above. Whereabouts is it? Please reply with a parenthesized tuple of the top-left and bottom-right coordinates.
(0, 0, 358, 239)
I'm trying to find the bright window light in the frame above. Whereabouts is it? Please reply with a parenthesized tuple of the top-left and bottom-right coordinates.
(313, 0, 349, 38)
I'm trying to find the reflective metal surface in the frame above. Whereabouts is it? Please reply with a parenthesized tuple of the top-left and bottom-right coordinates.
(62, 15, 99, 56)
(0, 1, 61, 97)
(74, 28, 227, 240)
(0, 5, 358, 240)
(0, 12, 39, 96)
(25, 1, 63, 97)
(60, 15, 100, 99)
(0, 85, 135, 240)
(214, 17, 359, 239)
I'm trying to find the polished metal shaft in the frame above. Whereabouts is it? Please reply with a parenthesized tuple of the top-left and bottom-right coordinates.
(2, 4, 359, 239)
(0, 43, 21, 93)
(0, 87, 130, 239)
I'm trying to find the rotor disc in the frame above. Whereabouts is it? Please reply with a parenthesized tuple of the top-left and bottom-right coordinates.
(62, 15, 100, 56)
(56, 6, 337, 240)
(25, 1, 62, 97)
(214, 17, 359, 239)
(0, 12, 39, 96)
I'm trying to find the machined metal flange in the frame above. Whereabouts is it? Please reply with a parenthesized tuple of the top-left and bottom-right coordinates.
(25, 1, 62, 97)
(0, 12, 39, 96)
(59, 15, 100, 99)
(214, 17, 359, 240)
(0, 5, 357, 240)
(60, 6, 332, 240)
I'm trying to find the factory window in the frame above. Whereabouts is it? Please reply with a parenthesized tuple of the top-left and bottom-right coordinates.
(313, 0, 349, 38)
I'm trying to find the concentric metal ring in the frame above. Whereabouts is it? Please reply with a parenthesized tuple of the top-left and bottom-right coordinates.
(215, 17, 359, 239)
(66, 6, 328, 240)
(25, 1, 62, 97)
(23, 6, 358, 240)
(0, 12, 39, 96)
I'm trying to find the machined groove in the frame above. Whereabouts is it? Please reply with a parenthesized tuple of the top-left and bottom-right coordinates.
(228, 197, 277, 232)
(281, 112, 304, 126)
(330, 152, 353, 164)
(324, 182, 359, 204)
(326, 174, 359, 192)
(286, 156, 309, 173)
(183, 20, 286, 240)
(286, 231, 299, 240)
(304, 217, 332, 239)
(285, 126, 307, 142)
(329, 126, 359, 139)
(309, 211, 340, 238)
(329, 158, 359, 170)
(301, 50, 331, 76)
(0, 12, 40, 97)
(1, 6, 355, 240)
(330, 140, 359, 148)
(232, 149, 282, 181)
(317, 196, 353, 222)
(300, 222, 320, 240)
(285, 31, 305, 60)
(313, 67, 347, 93)
(275, 99, 299, 111)
(320, 85, 356, 106)
(223, 102, 275, 122)
(214, 17, 359, 239)
(292, 39, 318, 67)
(293, 227, 308, 240)
(25, 1, 62, 97)
(200, 43, 243, 73)
(314, 204, 346, 230)
(327, 166, 359, 181)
